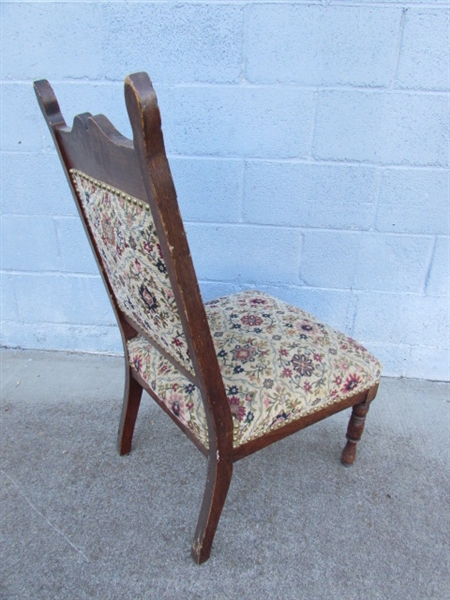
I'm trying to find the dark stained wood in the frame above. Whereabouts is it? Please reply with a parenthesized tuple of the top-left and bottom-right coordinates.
(341, 383, 379, 466)
(34, 73, 380, 564)
(117, 366, 144, 456)
(191, 455, 233, 564)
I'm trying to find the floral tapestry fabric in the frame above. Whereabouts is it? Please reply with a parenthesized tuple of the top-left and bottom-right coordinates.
(127, 336, 209, 448)
(71, 170, 193, 374)
(127, 290, 382, 449)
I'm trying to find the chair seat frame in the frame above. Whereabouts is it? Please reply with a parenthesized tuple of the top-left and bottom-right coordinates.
(34, 73, 379, 564)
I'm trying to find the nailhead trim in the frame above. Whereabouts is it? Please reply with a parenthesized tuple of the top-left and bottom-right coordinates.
(70, 169, 150, 211)
(232, 395, 346, 446)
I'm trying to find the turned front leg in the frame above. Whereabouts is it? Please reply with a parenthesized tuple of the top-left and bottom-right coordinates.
(341, 384, 378, 466)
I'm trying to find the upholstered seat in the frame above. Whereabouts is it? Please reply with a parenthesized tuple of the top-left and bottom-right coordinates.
(128, 290, 381, 449)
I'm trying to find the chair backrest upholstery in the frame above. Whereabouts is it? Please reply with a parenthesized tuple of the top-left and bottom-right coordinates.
(34, 72, 233, 454)
(71, 169, 193, 374)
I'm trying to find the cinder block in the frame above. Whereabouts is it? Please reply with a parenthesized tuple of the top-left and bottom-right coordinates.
(13, 274, 115, 326)
(426, 237, 450, 297)
(353, 292, 449, 347)
(0, 321, 122, 354)
(2, 1, 241, 84)
(300, 231, 360, 288)
(55, 218, 98, 275)
(243, 162, 377, 229)
(1, 2, 103, 80)
(357, 342, 411, 378)
(163, 86, 315, 158)
(354, 234, 433, 293)
(1, 84, 46, 152)
(199, 281, 240, 303)
(0, 274, 19, 322)
(185, 223, 302, 284)
(1, 153, 76, 217)
(102, 3, 243, 84)
(407, 346, 450, 381)
(170, 158, 242, 223)
(397, 9, 450, 91)
(1, 216, 59, 272)
(246, 5, 400, 86)
(376, 169, 449, 234)
(314, 90, 449, 166)
(260, 285, 351, 333)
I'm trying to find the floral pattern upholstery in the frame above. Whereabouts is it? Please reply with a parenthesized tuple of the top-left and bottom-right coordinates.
(127, 291, 382, 449)
(71, 170, 193, 374)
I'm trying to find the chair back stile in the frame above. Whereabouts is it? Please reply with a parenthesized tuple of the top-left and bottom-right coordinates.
(33, 75, 233, 458)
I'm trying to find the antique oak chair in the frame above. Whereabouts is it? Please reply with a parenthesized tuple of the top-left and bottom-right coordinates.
(34, 72, 381, 564)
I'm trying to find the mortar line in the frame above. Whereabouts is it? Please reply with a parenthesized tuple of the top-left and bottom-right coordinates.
(240, 3, 250, 85)
(238, 159, 246, 223)
(371, 167, 385, 231)
(5, 80, 447, 95)
(391, 7, 408, 89)
(197, 279, 434, 298)
(422, 235, 438, 294)
(2, 150, 447, 172)
(185, 220, 439, 238)
(6, 0, 443, 7)
(307, 89, 320, 162)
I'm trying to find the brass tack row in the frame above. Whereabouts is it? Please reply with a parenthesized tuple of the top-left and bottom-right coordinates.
(70, 169, 150, 211)
(238, 396, 340, 446)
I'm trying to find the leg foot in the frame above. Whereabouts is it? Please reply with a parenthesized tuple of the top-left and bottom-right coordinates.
(117, 367, 143, 456)
(191, 455, 233, 564)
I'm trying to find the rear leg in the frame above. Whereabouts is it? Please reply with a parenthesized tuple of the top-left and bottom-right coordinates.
(191, 454, 233, 564)
(117, 366, 143, 455)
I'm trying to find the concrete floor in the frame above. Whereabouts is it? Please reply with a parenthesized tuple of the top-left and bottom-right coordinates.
(1, 348, 449, 600)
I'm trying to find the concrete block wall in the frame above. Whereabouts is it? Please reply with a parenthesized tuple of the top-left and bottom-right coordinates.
(1, 1, 449, 380)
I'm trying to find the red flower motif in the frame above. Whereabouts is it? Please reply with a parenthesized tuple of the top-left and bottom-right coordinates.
(342, 373, 361, 393)
(280, 348, 288, 356)
(303, 381, 312, 392)
(249, 298, 267, 305)
(133, 357, 143, 372)
(291, 354, 314, 377)
(313, 353, 323, 362)
(172, 337, 183, 347)
(228, 396, 246, 421)
(241, 314, 263, 327)
(282, 367, 292, 377)
(100, 215, 115, 246)
(232, 344, 257, 362)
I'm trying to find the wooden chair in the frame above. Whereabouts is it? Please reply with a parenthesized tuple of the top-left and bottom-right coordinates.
(34, 72, 381, 564)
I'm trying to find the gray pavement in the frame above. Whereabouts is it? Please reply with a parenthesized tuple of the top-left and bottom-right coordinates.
(1, 348, 449, 600)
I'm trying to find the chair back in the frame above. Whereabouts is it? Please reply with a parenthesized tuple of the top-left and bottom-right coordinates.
(34, 73, 233, 453)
